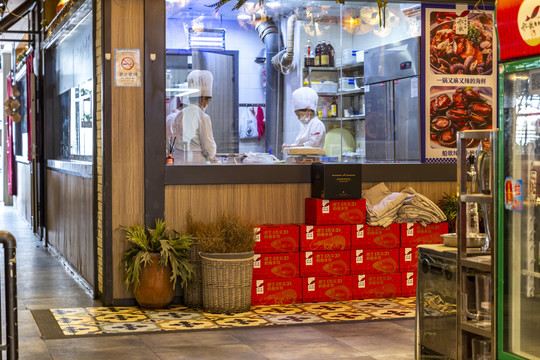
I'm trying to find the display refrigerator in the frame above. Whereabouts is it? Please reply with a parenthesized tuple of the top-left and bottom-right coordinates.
(363, 37, 421, 162)
(497, 0, 540, 358)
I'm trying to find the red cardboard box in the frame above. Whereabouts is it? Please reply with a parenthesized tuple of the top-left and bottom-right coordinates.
(253, 224, 299, 253)
(300, 251, 351, 277)
(302, 276, 353, 302)
(252, 278, 302, 305)
(299, 225, 351, 251)
(305, 198, 366, 225)
(351, 249, 400, 274)
(253, 253, 299, 279)
(401, 271, 417, 297)
(352, 273, 402, 300)
(351, 223, 400, 249)
(400, 222, 448, 248)
(400, 247, 419, 272)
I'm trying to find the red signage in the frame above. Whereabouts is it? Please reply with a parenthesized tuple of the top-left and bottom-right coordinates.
(498, 0, 540, 60)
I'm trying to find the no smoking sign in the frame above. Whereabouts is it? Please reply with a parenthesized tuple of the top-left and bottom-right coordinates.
(114, 49, 141, 87)
(121, 57, 135, 70)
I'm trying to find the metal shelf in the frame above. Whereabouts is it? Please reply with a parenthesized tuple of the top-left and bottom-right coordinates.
(461, 322, 493, 338)
(460, 194, 492, 204)
(460, 256, 491, 272)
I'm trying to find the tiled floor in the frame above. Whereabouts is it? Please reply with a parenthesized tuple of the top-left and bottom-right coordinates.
(3, 204, 417, 359)
(47, 297, 415, 336)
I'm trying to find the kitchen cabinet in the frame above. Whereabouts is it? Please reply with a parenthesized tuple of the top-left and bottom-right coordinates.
(303, 64, 365, 159)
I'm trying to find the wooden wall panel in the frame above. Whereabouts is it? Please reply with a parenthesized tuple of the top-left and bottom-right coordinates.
(164, 181, 457, 232)
(14, 162, 32, 224)
(46, 170, 94, 285)
(110, 0, 145, 299)
(165, 184, 312, 231)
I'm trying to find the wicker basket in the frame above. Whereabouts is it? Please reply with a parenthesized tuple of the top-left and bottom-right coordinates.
(184, 240, 203, 308)
(200, 251, 254, 313)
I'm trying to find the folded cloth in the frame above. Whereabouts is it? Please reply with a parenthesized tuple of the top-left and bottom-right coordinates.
(365, 189, 408, 227)
(397, 187, 447, 226)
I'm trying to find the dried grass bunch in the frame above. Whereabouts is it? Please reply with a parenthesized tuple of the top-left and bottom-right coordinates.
(189, 213, 255, 253)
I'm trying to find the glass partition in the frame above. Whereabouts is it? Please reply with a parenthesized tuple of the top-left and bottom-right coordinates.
(165, 0, 421, 165)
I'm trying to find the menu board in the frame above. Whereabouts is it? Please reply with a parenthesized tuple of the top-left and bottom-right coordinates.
(422, 6, 498, 163)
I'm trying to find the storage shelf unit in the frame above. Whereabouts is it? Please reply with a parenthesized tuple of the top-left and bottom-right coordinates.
(456, 129, 498, 360)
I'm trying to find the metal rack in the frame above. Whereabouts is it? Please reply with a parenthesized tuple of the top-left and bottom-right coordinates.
(456, 130, 498, 360)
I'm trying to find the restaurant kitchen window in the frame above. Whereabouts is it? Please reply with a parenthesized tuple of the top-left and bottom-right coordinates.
(165, 0, 421, 165)
(43, 11, 93, 161)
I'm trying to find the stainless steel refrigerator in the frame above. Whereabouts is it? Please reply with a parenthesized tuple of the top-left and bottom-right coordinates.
(364, 37, 420, 162)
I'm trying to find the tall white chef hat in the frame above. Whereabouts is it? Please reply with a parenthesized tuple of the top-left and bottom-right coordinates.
(292, 86, 318, 111)
(187, 70, 213, 97)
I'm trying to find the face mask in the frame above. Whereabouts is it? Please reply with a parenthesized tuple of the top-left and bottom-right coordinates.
(201, 105, 208, 112)
(299, 114, 310, 125)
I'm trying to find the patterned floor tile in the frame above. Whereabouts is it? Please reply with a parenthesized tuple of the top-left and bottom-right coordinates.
(51, 308, 89, 317)
(144, 305, 190, 312)
(202, 310, 259, 320)
(145, 310, 205, 321)
(262, 313, 326, 325)
(155, 319, 219, 331)
(100, 321, 162, 333)
(213, 317, 270, 328)
(364, 307, 416, 319)
(392, 297, 416, 308)
(348, 299, 405, 311)
(318, 311, 373, 322)
(86, 307, 145, 316)
(94, 313, 151, 323)
(251, 304, 305, 315)
(59, 323, 103, 336)
(57, 315, 97, 325)
(299, 303, 358, 314)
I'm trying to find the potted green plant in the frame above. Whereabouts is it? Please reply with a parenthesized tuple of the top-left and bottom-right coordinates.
(194, 214, 255, 313)
(437, 192, 484, 233)
(120, 219, 194, 309)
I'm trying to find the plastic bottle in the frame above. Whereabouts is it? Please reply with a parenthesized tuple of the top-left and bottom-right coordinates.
(330, 99, 337, 117)
(315, 41, 322, 67)
(321, 41, 329, 66)
(327, 41, 335, 67)
(304, 39, 315, 68)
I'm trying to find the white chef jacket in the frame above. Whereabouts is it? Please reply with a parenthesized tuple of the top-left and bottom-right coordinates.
(167, 103, 217, 163)
(293, 116, 326, 148)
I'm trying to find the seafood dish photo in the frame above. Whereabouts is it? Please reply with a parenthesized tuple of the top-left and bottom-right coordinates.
(430, 11, 494, 75)
(429, 87, 493, 148)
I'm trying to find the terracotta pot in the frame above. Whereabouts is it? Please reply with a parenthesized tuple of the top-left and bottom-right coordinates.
(133, 255, 174, 309)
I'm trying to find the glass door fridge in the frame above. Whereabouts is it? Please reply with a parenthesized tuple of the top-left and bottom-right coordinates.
(497, 57, 540, 360)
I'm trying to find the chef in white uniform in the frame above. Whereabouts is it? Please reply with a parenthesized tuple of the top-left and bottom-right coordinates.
(283, 87, 326, 149)
(167, 70, 218, 164)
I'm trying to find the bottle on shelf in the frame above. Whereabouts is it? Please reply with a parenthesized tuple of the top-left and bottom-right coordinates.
(330, 98, 337, 117)
(304, 39, 315, 68)
(315, 41, 322, 67)
(320, 40, 329, 67)
(327, 41, 335, 67)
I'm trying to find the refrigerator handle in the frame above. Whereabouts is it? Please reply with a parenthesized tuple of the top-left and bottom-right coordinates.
(387, 82, 395, 161)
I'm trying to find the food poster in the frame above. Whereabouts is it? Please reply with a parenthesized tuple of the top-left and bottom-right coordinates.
(422, 6, 497, 163)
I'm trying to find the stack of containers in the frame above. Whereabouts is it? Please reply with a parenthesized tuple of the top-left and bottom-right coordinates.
(350, 223, 402, 299)
(251, 224, 302, 305)
(399, 222, 449, 296)
(301, 198, 366, 302)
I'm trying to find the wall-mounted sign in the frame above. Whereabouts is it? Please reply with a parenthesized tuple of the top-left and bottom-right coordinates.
(114, 49, 141, 87)
(498, 0, 540, 61)
(422, 6, 498, 163)
(505, 177, 524, 212)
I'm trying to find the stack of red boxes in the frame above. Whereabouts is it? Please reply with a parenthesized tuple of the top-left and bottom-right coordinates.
(399, 222, 449, 296)
(251, 224, 302, 305)
(301, 198, 366, 303)
(350, 223, 402, 299)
